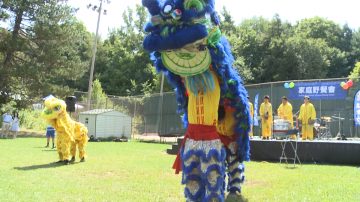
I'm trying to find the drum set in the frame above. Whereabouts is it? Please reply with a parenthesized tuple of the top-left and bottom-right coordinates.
(272, 116, 334, 140)
(313, 116, 333, 139)
(273, 117, 294, 139)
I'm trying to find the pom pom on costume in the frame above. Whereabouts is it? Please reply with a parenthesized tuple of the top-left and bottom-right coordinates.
(41, 96, 89, 164)
(142, 0, 251, 200)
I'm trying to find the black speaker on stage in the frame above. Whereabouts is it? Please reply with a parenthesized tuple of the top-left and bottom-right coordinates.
(65, 96, 77, 112)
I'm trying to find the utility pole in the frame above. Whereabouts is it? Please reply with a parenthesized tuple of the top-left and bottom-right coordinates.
(156, 73, 165, 136)
(86, 0, 110, 110)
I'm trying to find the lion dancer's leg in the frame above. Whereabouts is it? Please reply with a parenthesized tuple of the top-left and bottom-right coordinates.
(76, 126, 88, 162)
(59, 134, 72, 164)
(226, 142, 245, 194)
(56, 135, 63, 161)
(181, 128, 226, 202)
(182, 147, 204, 201)
(202, 145, 226, 201)
(78, 136, 88, 162)
(70, 141, 77, 163)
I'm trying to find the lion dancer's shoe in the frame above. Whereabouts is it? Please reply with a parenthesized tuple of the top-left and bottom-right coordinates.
(174, 124, 226, 202)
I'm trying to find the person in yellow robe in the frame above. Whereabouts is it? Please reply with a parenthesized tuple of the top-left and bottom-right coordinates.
(248, 96, 254, 138)
(298, 96, 316, 140)
(277, 96, 295, 139)
(259, 95, 272, 139)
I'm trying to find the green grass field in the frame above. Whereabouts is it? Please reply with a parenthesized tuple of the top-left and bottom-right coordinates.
(0, 138, 359, 202)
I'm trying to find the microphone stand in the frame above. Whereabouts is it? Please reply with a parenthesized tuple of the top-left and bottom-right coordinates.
(332, 112, 345, 139)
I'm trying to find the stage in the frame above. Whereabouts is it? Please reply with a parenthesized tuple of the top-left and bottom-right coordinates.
(251, 139, 360, 165)
(167, 138, 360, 165)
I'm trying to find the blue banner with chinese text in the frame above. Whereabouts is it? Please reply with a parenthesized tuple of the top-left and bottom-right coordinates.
(253, 93, 259, 126)
(354, 90, 360, 126)
(288, 81, 347, 100)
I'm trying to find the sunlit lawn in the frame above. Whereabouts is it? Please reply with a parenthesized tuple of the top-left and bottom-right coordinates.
(0, 138, 359, 202)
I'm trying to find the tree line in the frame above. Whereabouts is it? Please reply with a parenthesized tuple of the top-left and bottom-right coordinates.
(1, 1, 360, 109)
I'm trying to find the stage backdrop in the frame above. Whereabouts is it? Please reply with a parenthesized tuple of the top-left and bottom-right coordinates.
(247, 78, 358, 138)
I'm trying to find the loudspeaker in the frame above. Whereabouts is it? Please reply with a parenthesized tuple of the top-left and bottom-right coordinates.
(65, 96, 77, 112)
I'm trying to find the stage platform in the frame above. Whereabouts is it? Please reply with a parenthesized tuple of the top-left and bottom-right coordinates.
(167, 138, 360, 165)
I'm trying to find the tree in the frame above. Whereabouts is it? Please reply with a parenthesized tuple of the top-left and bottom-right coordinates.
(349, 62, 360, 78)
(295, 17, 352, 78)
(219, 7, 236, 36)
(285, 37, 330, 79)
(227, 15, 359, 83)
(350, 29, 360, 66)
(231, 17, 270, 83)
(80, 5, 158, 96)
(0, 0, 91, 106)
(91, 79, 108, 109)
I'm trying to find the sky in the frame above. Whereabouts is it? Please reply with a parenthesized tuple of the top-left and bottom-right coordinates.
(70, 0, 360, 37)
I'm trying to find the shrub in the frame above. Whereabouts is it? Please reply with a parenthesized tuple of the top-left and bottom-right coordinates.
(19, 109, 47, 132)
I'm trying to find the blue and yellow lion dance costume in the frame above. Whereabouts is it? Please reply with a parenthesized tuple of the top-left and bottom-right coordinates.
(142, 0, 251, 200)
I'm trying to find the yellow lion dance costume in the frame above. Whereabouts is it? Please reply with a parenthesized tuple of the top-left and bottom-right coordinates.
(41, 96, 89, 164)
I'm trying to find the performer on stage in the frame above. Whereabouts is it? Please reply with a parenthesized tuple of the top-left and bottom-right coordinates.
(277, 96, 295, 139)
(260, 95, 273, 139)
(248, 96, 254, 138)
(298, 96, 316, 140)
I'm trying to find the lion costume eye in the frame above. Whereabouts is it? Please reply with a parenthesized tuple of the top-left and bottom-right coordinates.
(163, 4, 173, 15)
(54, 105, 61, 111)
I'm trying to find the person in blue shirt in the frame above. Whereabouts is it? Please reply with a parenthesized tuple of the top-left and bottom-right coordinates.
(2, 112, 13, 138)
(45, 126, 56, 148)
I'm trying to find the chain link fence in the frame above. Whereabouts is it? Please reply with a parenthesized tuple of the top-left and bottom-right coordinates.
(71, 77, 360, 139)
(73, 91, 185, 139)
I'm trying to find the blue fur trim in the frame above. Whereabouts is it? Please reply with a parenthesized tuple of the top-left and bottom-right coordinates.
(144, 22, 159, 33)
(228, 168, 243, 177)
(204, 164, 225, 192)
(219, 38, 251, 161)
(143, 24, 208, 52)
(181, 147, 226, 165)
(211, 11, 220, 26)
(183, 172, 205, 201)
(142, 0, 161, 16)
(203, 193, 224, 202)
(185, 187, 203, 201)
(239, 163, 245, 172)
(229, 177, 244, 186)
(227, 157, 240, 167)
(228, 187, 241, 194)
(209, 37, 251, 162)
(182, 161, 200, 181)
(184, 173, 202, 184)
